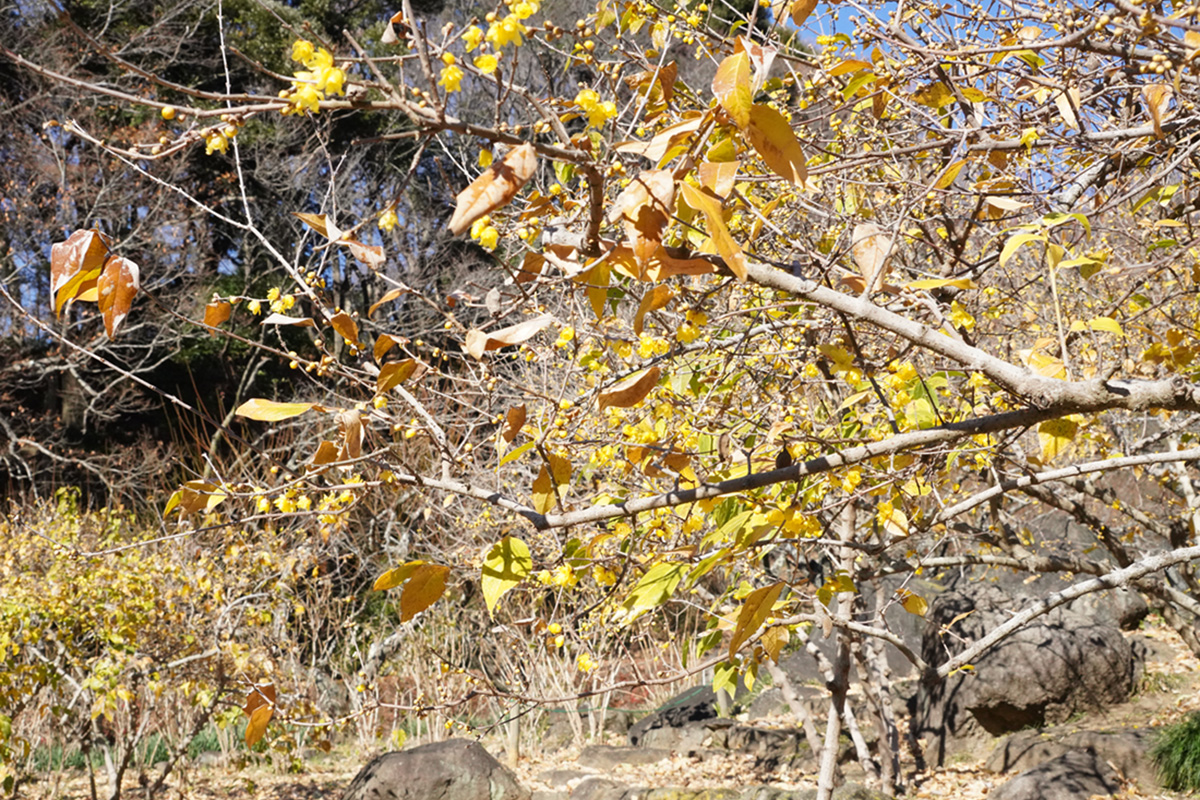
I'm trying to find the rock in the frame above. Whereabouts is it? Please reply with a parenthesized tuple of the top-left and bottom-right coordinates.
(912, 584, 1143, 764)
(986, 728, 1155, 787)
(577, 745, 673, 769)
(639, 720, 713, 752)
(747, 688, 787, 720)
(725, 726, 804, 760)
(738, 784, 886, 800)
(1066, 588, 1148, 631)
(640, 790, 741, 800)
(542, 717, 576, 753)
(341, 739, 529, 800)
(538, 769, 592, 788)
(989, 750, 1120, 800)
(571, 777, 628, 800)
(629, 687, 719, 746)
(533, 792, 569, 800)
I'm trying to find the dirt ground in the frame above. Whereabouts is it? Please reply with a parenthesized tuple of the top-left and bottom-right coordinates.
(21, 622, 1200, 800)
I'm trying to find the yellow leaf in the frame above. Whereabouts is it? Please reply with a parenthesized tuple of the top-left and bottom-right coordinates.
(598, 366, 661, 409)
(906, 277, 978, 290)
(1038, 417, 1078, 462)
(531, 463, 555, 514)
(51, 229, 112, 315)
(337, 409, 364, 461)
(293, 212, 343, 241)
(1088, 316, 1124, 336)
(464, 314, 553, 359)
(698, 160, 741, 199)
(260, 313, 316, 327)
(745, 104, 807, 187)
(712, 51, 752, 128)
(374, 333, 400, 361)
(1020, 349, 1066, 379)
(235, 399, 315, 421)
(614, 116, 704, 164)
(1142, 84, 1173, 139)
(399, 564, 450, 622)
(933, 159, 967, 190)
(447, 143, 537, 235)
(900, 592, 928, 616)
(373, 560, 426, 591)
(679, 183, 747, 280)
(729, 582, 784, 659)
(761, 625, 789, 662)
(828, 59, 872, 77)
(999, 232, 1045, 267)
(482, 536, 532, 616)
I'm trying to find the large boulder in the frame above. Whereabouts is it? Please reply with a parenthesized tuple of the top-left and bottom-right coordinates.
(986, 727, 1156, 787)
(911, 584, 1143, 764)
(989, 749, 1120, 800)
(628, 686, 720, 746)
(341, 739, 529, 800)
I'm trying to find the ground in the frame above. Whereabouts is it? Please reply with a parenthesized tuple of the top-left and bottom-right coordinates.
(22, 622, 1200, 799)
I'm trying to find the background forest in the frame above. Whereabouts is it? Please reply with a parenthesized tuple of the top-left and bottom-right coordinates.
(3, 0, 1200, 798)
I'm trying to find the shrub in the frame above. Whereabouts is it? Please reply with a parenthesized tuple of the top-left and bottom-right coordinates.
(1152, 712, 1200, 792)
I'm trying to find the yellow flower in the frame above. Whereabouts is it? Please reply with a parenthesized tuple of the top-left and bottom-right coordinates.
(439, 64, 464, 92)
(577, 652, 597, 672)
(247, 299, 261, 315)
(378, 208, 399, 231)
(310, 47, 334, 70)
(479, 225, 499, 250)
(266, 287, 281, 302)
(555, 326, 575, 347)
(291, 40, 315, 64)
(486, 14, 526, 48)
(478, 148, 493, 167)
(318, 66, 346, 96)
(474, 53, 499, 73)
(462, 25, 484, 52)
(204, 131, 229, 155)
(287, 84, 322, 114)
(574, 89, 616, 127)
(513, 0, 539, 19)
(441, 52, 456, 66)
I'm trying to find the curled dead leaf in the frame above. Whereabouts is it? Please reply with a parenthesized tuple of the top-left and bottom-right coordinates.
(448, 143, 537, 236)
(850, 222, 894, 291)
(464, 313, 553, 359)
(598, 366, 661, 410)
(97, 255, 140, 338)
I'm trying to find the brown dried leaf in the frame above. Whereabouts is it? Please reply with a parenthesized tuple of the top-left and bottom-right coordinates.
(400, 564, 450, 622)
(51, 229, 112, 314)
(344, 239, 386, 269)
(261, 313, 316, 327)
(330, 311, 359, 345)
(377, 359, 419, 393)
(502, 404, 526, 443)
(1142, 83, 1173, 139)
(308, 440, 340, 471)
(634, 285, 674, 335)
(369, 287, 409, 316)
(614, 116, 704, 164)
(790, 0, 819, 25)
(245, 703, 273, 748)
(851, 222, 894, 289)
(447, 143, 537, 236)
(97, 255, 140, 338)
(205, 301, 232, 329)
(598, 366, 661, 410)
(463, 313, 553, 359)
(293, 212, 342, 241)
(374, 333, 399, 361)
(337, 409, 364, 461)
(609, 169, 677, 271)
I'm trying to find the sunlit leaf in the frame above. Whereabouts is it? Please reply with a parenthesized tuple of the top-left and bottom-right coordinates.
(745, 104, 807, 187)
(447, 143, 537, 236)
(464, 314, 553, 359)
(899, 591, 928, 616)
(243, 684, 276, 747)
(1142, 84, 1173, 139)
(728, 582, 783, 659)
(679, 183, 747, 280)
(51, 229, 112, 314)
(609, 169, 677, 271)
(344, 239, 385, 268)
(790, 0, 818, 25)
(373, 560, 426, 591)
(308, 440, 340, 470)
(1038, 417, 1079, 462)
(999, 232, 1045, 267)
(261, 313, 316, 327)
(481, 536, 532, 617)
(96, 255, 140, 338)
(399, 564, 450, 622)
(713, 51, 752, 128)
(337, 409, 364, 461)
(761, 625, 789, 662)
(293, 212, 342, 241)
(851, 222, 893, 289)
(236, 399, 316, 421)
(620, 562, 687, 622)
(369, 287, 409, 316)
(614, 116, 704, 164)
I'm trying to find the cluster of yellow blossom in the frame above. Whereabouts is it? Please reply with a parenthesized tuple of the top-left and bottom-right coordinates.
(281, 40, 347, 115)
(378, 207, 399, 232)
(204, 117, 241, 156)
(470, 214, 500, 250)
(266, 287, 296, 314)
(439, 52, 464, 93)
(576, 652, 598, 672)
(574, 88, 618, 128)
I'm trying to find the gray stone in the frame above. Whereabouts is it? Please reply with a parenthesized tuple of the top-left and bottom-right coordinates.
(539, 769, 592, 788)
(986, 728, 1155, 787)
(725, 726, 803, 760)
(639, 721, 713, 752)
(912, 584, 1143, 764)
(533, 792, 569, 800)
(629, 687, 719, 746)
(571, 777, 629, 800)
(747, 688, 787, 720)
(341, 739, 529, 800)
(989, 750, 1120, 800)
(578, 745, 673, 769)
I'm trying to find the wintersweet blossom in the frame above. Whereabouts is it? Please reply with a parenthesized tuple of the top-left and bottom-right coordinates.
(462, 25, 484, 51)
(439, 64, 464, 93)
(486, 14, 526, 49)
(474, 53, 499, 74)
